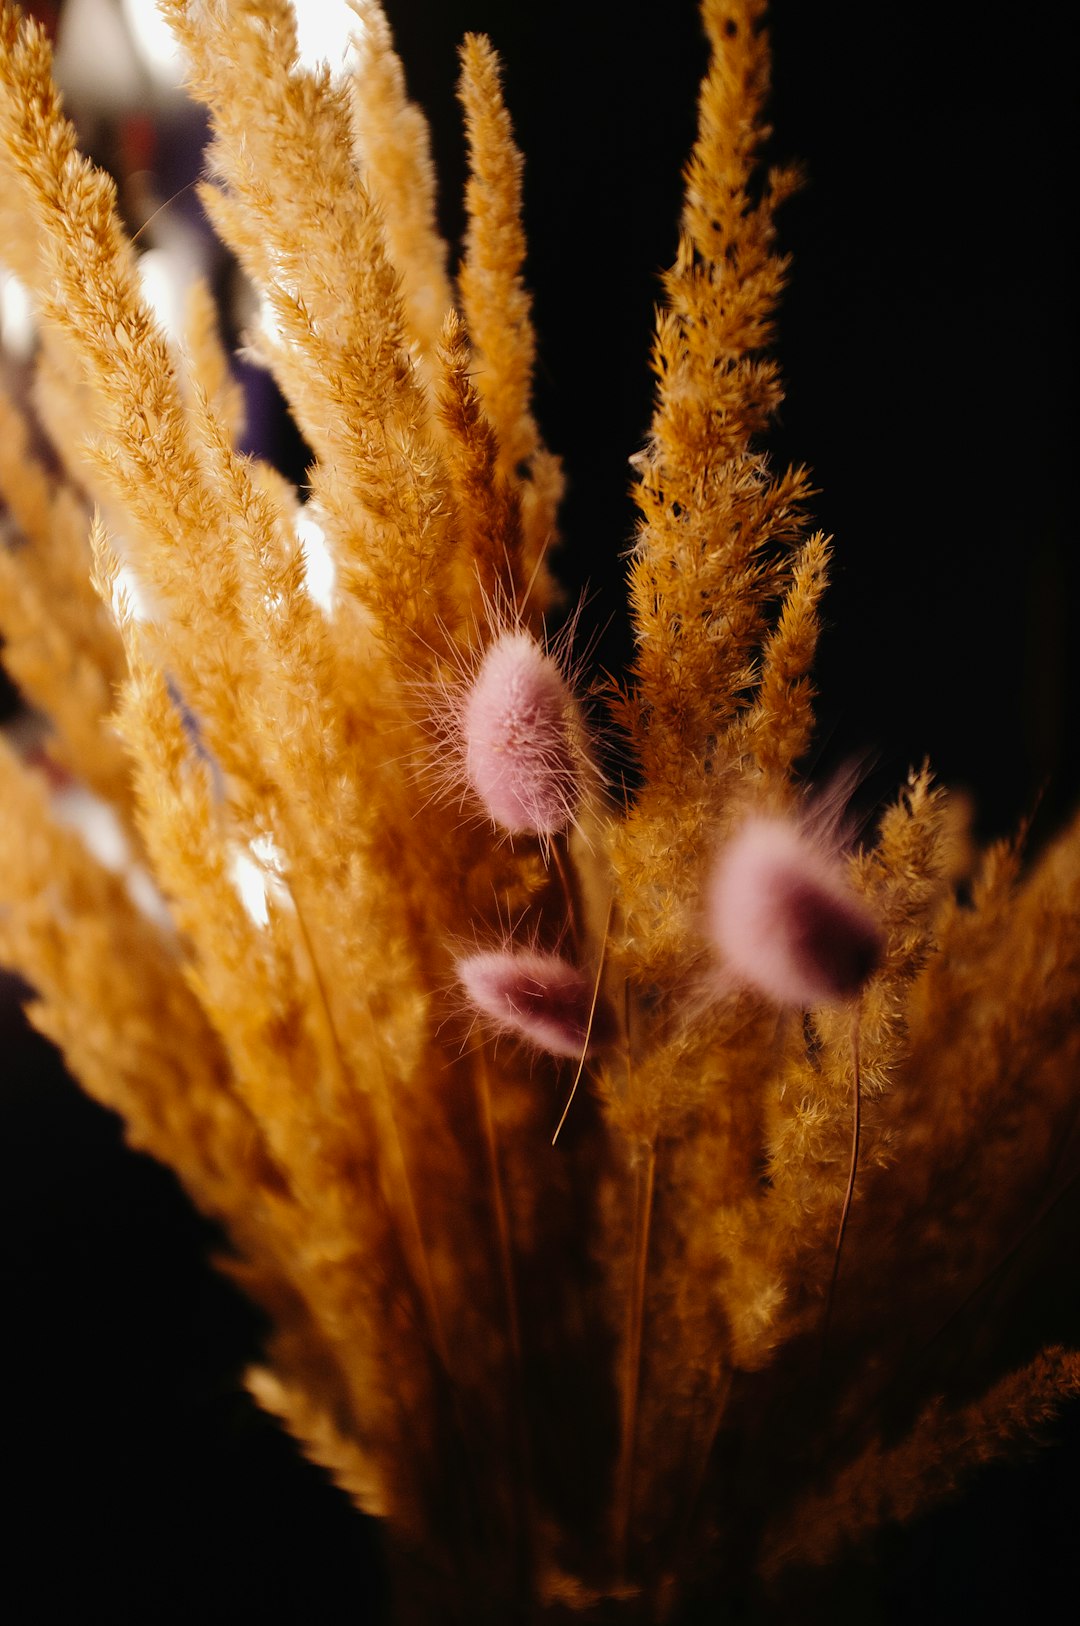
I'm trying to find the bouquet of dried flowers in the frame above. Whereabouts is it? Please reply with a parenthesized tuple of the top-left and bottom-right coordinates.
(1, 2, 1077, 1620)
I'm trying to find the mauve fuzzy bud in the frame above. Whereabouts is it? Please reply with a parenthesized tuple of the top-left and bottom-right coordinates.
(457, 948, 601, 1059)
(463, 631, 580, 837)
(706, 816, 882, 1008)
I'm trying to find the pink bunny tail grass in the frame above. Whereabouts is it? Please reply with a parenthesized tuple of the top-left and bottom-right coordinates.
(457, 948, 606, 1059)
(463, 631, 581, 837)
(707, 816, 883, 1008)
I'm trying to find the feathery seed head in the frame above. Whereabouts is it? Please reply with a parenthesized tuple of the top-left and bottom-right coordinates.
(463, 629, 580, 837)
(706, 814, 882, 1007)
(457, 947, 602, 1058)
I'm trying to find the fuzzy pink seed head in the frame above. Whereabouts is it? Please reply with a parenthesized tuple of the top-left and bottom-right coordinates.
(457, 948, 601, 1059)
(706, 816, 883, 1008)
(463, 631, 580, 837)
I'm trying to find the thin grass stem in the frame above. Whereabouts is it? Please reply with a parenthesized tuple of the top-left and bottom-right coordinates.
(614, 1135, 657, 1576)
(819, 1012, 862, 1378)
(473, 1046, 535, 1606)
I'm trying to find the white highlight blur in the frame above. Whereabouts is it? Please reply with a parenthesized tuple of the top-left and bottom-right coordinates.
(1, 270, 35, 360)
(121, 0, 186, 89)
(125, 865, 175, 932)
(259, 289, 285, 349)
(296, 509, 336, 612)
(138, 249, 187, 344)
(51, 781, 172, 927)
(251, 833, 287, 873)
(54, 0, 144, 111)
(53, 784, 129, 873)
(232, 850, 271, 929)
(292, 0, 364, 74)
(110, 564, 153, 627)
(231, 837, 288, 929)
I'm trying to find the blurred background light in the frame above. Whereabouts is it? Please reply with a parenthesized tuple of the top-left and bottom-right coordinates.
(295, 509, 336, 612)
(0, 270, 35, 359)
(292, 0, 361, 74)
(54, 0, 144, 112)
(121, 0, 186, 91)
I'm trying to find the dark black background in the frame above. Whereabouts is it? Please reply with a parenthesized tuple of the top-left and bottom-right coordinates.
(2, 2, 1077, 1620)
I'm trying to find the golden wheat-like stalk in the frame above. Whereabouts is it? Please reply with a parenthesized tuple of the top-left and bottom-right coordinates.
(1, 2, 1077, 1620)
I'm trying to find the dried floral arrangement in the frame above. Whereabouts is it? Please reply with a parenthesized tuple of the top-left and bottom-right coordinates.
(1, 1, 1078, 1621)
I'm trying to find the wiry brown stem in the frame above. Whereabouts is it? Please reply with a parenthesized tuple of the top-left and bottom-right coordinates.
(614, 1136, 657, 1576)
(292, 880, 454, 1389)
(551, 890, 613, 1146)
(472, 1046, 535, 1606)
(819, 1013, 862, 1376)
(287, 883, 446, 1506)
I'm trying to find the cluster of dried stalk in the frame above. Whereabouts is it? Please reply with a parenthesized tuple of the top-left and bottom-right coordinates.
(1, 2, 1077, 1620)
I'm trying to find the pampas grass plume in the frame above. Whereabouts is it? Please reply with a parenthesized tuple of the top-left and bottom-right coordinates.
(707, 815, 882, 1007)
(463, 629, 581, 838)
(457, 947, 599, 1058)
